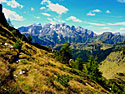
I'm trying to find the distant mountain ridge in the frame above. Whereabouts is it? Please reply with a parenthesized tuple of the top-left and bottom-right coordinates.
(18, 23, 125, 47)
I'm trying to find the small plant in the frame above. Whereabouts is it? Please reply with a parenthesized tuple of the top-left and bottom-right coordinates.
(57, 74, 72, 87)
(48, 62, 56, 66)
(12, 30, 17, 35)
(13, 39, 22, 50)
(20, 59, 27, 64)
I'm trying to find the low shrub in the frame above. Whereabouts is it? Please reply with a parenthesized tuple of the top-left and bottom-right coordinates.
(57, 74, 72, 87)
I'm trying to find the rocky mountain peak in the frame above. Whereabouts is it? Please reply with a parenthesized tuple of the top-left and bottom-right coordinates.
(33, 23, 41, 26)
(0, 4, 2, 12)
(0, 4, 8, 26)
(114, 32, 120, 35)
(18, 23, 125, 47)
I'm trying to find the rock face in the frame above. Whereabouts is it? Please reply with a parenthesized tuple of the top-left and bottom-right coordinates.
(96, 32, 125, 44)
(0, 4, 7, 26)
(18, 23, 97, 47)
(18, 23, 125, 47)
(18, 23, 42, 35)
(0, 4, 2, 12)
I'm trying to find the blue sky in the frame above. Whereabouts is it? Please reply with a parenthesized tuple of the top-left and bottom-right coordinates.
(0, 0, 125, 34)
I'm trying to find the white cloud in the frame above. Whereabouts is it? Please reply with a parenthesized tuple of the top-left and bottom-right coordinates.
(35, 16, 40, 19)
(0, 0, 23, 8)
(41, 0, 51, 4)
(108, 22, 125, 25)
(47, 18, 52, 21)
(120, 28, 125, 31)
(0, 0, 7, 3)
(92, 9, 101, 13)
(3, 8, 24, 21)
(66, 16, 82, 23)
(47, 3, 68, 15)
(87, 9, 101, 16)
(40, 7, 46, 10)
(87, 22, 105, 26)
(117, 0, 125, 3)
(101, 27, 110, 29)
(42, 12, 51, 16)
(87, 12, 95, 16)
(41, 0, 69, 15)
(31, 8, 34, 11)
(106, 10, 111, 13)
(50, 21, 56, 24)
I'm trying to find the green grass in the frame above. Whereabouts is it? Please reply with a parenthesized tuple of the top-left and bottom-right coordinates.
(99, 51, 125, 80)
(0, 23, 112, 94)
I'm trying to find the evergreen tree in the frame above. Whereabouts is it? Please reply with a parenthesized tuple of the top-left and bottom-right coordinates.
(84, 55, 102, 81)
(28, 34, 32, 43)
(74, 57, 83, 70)
(55, 42, 72, 64)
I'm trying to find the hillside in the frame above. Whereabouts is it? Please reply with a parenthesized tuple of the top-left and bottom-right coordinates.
(99, 49, 125, 80)
(70, 41, 113, 50)
(0, 4, 110, 94)
(54, 41, 113, 62)
(18, 23, 125, 47)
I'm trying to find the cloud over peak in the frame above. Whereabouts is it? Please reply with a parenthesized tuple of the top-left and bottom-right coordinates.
(66, 16, 82, 23)
(101, 27, 110, 30)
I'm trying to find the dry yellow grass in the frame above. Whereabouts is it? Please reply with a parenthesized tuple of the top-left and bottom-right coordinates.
(100, 51, 125, 79)
(0, 24, 110, 94)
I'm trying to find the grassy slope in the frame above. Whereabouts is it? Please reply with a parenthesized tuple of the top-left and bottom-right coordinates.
(0, 24, 109, 93)
(54, 41, 113, 63)
(70, 41, 113, 50)
(54, 41, 113, 50)
(99, 50, 125, 80)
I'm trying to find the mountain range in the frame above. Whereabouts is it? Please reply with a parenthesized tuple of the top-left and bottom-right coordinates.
(18, 23, 125, 47)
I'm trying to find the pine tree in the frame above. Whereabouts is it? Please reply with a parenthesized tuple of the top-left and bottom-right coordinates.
(84, 55, 102, 81)
(74, 57, 83, 70)
(55, 42, 72, 64)
(28, 34, 32, 43)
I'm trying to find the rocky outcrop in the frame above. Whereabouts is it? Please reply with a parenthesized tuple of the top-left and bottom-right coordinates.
(0, 4, 8, 26)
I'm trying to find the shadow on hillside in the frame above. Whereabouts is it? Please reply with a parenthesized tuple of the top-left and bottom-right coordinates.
(72, 48, 113, 63)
